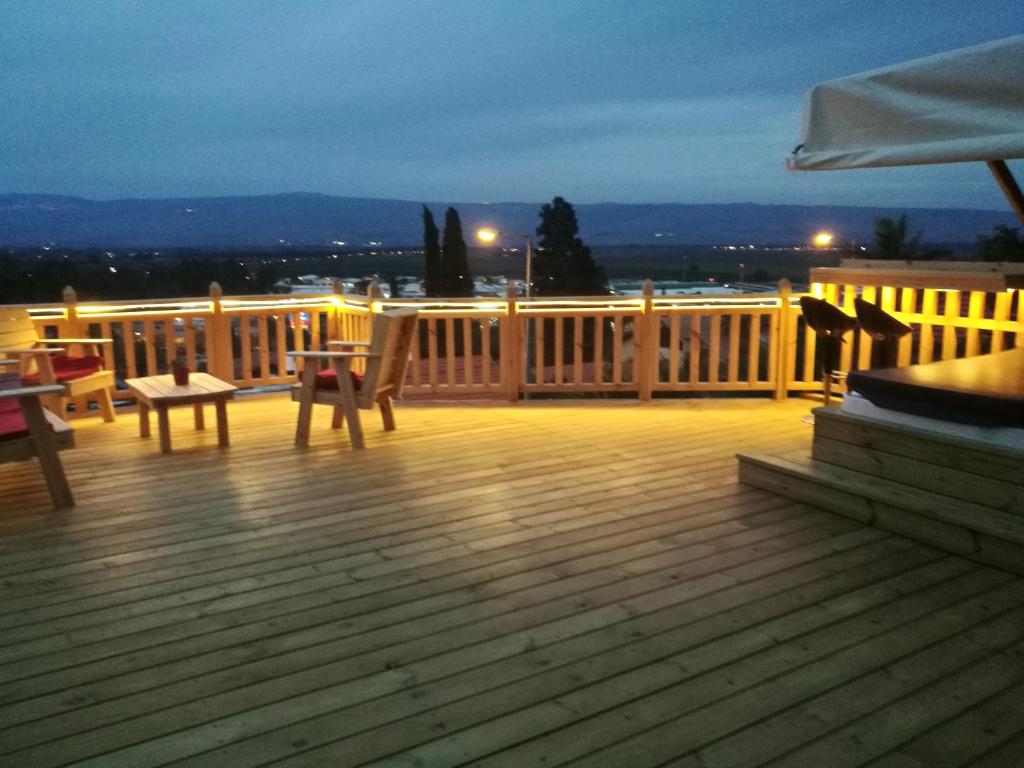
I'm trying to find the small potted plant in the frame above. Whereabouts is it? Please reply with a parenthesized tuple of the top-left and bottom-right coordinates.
(171, 351, 190, 385)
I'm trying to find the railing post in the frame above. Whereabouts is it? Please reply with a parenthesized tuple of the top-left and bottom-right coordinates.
(774, 278, 792, 401)
(367, 279, 381, 335)
(638, 279, 655, 401)
(502, 281, 520, 402)
(207, 282, 232, 381)
(61, 285, 83, 338)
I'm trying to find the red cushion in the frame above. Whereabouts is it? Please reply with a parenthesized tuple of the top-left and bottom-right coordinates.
(309, 368, 364, 391)
(22, 354, 104, 385)
(0, 398, 28, 440)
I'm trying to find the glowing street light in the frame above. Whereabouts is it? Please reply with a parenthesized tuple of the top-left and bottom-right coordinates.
(477, 228, 533, 297)
(813, 231, 835, 248)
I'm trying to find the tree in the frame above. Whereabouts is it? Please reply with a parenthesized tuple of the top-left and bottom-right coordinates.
(534, 196, 607, 295)
(441, 207, 474, 296)
(872, 214, 920, 260)
(422, 205, 444, 296)
(978, 225, 1024, 262)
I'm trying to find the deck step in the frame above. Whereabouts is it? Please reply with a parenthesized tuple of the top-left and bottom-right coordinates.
(738, 452, 1024, 576)
(812, 407, 1024, 508)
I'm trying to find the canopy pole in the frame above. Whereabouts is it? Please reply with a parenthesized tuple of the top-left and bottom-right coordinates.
(987, 160, 1024, 224)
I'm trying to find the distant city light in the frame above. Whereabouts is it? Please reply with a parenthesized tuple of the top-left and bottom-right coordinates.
(813, 231, 834, 248)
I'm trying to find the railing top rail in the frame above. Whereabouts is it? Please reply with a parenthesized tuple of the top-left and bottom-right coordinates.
(837, 259, 1024, 273)
(811, 265, 1020, 292)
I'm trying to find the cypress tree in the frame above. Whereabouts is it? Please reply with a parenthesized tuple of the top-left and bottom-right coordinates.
(422, 205, 443, 297)
(534, 196, 607, 295)
(441, 207, 474, 297)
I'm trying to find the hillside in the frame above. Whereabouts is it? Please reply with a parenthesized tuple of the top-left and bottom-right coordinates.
(0, 192, 1017, 248)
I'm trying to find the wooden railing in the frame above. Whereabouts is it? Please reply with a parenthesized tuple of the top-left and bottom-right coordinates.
(807, 263, 1024, 387)
(13, 263, 1023, 403)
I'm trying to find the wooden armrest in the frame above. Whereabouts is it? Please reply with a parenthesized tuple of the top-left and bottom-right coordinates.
(327, 340, 372, 347)
(43, 337, 114, 345)
(287, 351, 382, 360)
(0, 384, 66, 399)
(2, 347, 65, 355)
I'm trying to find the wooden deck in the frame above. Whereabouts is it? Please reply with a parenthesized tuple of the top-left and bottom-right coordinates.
(1, 395, 1023, 767)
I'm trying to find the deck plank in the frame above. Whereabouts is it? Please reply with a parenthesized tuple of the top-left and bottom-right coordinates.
(1, 395, 1022, 767)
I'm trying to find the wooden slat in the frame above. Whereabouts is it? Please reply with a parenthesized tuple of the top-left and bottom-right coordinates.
(898, 288, 916, 366)
(839, 284, 856, 373)
(291, 313, 304, 374)
(668, 314, 681, 385)
(726, 314, 740, 383)
(708, 315, 721, 384)
(445, 318, 456, 387)
(593, 317, 604, 386)
(747, 314, 761, 382)
(612, 316, 622, 385)
(462, 318, 473, 387)
(766, 311, 778, 386)
(163, 317, 175, 372)
(553, 317, 564, 385)
(257, 316, 271, 384)
(99, 322, 116, 373)
(992, 290, 1012, 352)
(535, 317, 545, 386)
(688, 314, 701, 384)
(239, 314, 252, 385)
(123, 322, 138, 380)
(184, 318, 198, 372)
(427, 318, 439, 391)
(410, 322, 422, 387)
(480, 319, 491, 387)
(310, 311, 322, 353)
(965, 290, 985, 357)
(801, 316, 816, 384)
(942, 290, 961, 360)
(573, 317, 583, 387)
(143, 320, 157, 376)
(854, 286, 875, 371)
(274, 314, 287, 380)
(918, 289, 938, 364)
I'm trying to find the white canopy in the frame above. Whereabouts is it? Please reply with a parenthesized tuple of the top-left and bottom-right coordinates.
(789, 36, 1024, 172)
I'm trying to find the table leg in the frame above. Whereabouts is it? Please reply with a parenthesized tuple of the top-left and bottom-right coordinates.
(194, 404, 205, 430)
(157, 405, 171, 454)
(215, 400, 229, 447)
(139, 402, 151, 438)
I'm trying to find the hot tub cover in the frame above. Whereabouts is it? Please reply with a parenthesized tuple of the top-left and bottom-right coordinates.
(847, 348, 1024, 428)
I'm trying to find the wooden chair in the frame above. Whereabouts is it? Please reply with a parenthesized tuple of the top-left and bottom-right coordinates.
(0, 308, 116, 422)
(289, 308, 418, 449)
(1, 363, 75, 508)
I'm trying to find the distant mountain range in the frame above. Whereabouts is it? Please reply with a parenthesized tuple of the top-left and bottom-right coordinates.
(0, 192, 1017, 248)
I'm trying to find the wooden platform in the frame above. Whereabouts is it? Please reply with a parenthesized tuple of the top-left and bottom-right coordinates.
(740, 407, 1024, 576)
(2, 395, 1024, 767)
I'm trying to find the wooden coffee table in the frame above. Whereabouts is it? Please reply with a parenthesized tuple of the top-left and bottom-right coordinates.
(125, 373, 238, 454)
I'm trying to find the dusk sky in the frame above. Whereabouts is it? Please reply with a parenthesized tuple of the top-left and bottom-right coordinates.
(3, 1, 1021, 210)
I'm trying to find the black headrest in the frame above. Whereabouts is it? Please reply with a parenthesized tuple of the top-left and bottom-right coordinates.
(854, 297, 913, 341)
(799, 296, 858, 336)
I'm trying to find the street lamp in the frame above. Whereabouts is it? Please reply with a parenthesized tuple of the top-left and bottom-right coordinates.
(477, 228, 533, 297)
